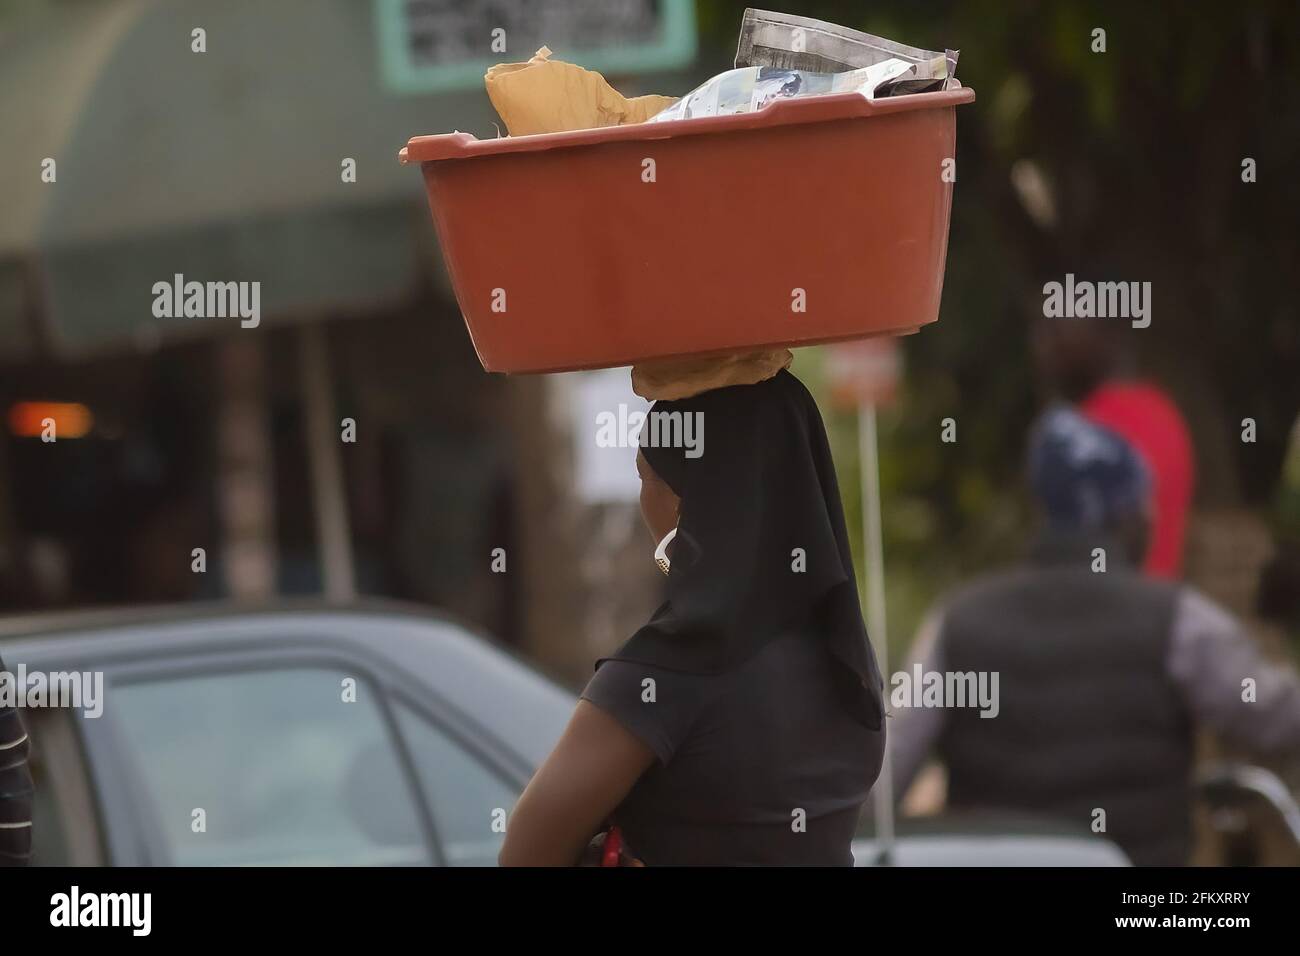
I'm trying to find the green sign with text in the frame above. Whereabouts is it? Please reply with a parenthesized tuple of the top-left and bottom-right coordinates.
(376, 0, 697, 93)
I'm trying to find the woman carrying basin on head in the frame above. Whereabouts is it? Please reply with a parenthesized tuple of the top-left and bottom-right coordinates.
(500, 368, 886, 866)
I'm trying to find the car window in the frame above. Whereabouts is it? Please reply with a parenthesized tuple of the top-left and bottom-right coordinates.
(111, 667, 430, 865)
(394, 702, 519, 866)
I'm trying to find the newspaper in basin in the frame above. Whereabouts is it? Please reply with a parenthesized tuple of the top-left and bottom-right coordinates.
(647, 57, 944, 124)
(734, 7, 959, 95)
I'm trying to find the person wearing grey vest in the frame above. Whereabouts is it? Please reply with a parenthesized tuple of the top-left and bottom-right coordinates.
(889, 406, 1300, 866)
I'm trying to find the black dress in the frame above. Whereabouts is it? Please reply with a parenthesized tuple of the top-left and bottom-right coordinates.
(590, 370, 886, 864)
(582, 629, 885, 866)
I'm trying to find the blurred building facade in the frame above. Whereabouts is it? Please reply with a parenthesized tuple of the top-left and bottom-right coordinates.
(0, 0, 689, 682)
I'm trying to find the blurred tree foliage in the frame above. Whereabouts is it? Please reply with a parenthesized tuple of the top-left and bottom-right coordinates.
(700, 0, 1300, 652)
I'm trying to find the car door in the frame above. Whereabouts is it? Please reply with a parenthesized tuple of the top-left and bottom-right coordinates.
(24, 703, 107, 866)
(84, 647, 439, 866)
(76, 638, 533, 866)
(386, 694, 524, 866)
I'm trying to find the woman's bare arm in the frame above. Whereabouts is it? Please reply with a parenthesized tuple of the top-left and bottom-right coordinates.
(499, 700, 656, 866)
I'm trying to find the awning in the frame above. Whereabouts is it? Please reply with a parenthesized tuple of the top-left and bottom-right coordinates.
(0, 0, 496, 360)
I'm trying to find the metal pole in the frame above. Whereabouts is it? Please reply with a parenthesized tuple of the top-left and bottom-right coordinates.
(859, 401, 895, 865)
(298, 323, 356, 601)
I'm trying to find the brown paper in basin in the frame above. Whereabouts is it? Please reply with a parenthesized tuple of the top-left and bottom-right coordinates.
(485, 46, 677, 136)
(484, 48, 791, 398)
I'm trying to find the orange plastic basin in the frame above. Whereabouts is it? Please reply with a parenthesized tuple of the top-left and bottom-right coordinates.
(401, 87, 975, 374)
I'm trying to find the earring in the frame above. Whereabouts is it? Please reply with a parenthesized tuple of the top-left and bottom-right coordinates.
(654, 527, 677, 576)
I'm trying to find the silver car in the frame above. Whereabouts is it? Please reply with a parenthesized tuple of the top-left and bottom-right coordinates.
(2, 602, 1134, 866)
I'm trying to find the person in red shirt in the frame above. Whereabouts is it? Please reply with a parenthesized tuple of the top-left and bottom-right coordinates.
(1081, 382, 1194, 577)
(1034, 317, 1195, 578)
